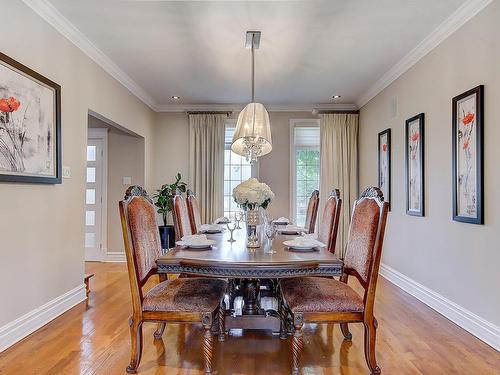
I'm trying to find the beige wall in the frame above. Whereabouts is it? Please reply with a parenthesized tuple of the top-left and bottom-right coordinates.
(0, 1, 155, 327)
(153, 111, 318, 220)
(107, 131, 145, 253)
(359, 2, 500, 326)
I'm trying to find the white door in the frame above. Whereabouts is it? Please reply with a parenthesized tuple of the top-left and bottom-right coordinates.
(85, 139, 104, 261)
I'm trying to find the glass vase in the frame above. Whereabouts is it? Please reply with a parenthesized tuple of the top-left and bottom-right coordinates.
(246, 206, 261, 248)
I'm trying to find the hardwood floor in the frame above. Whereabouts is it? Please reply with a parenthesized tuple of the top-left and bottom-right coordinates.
(0, 262, 498, 375)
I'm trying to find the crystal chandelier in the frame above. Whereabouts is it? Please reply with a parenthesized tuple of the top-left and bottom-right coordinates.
(231, 31, 272, 164)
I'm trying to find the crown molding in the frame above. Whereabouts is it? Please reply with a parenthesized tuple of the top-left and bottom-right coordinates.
(357, 0, 493, 108)
(22, 0, 157, 110)
(155, 103, 358, 113)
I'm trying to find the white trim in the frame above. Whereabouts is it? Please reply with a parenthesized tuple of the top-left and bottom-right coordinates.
(21, 0, 157, 110)
(87, 128, 108, 262)
(158, 103, 358, 113)
(0, 284, 86, 352)
(380, 263, 500, 352)
(357, 0, 493, 107)
(289, 119, 320, 225)
(104, 251, 127, 263)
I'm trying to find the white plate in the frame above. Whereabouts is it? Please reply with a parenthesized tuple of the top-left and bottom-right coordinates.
(283, 240, 316, 250)
(279, 230, 301, 235)
(176, 240, 216, 249)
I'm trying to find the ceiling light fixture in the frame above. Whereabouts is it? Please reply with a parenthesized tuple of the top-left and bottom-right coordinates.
(332, 95, 341, 99)
(231, 31, 272, 165)
(172, 95, 180, 100)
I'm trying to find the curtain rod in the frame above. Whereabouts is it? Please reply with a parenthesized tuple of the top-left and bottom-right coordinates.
(315, 110, 360, 114)
(186, 111, 233, 115)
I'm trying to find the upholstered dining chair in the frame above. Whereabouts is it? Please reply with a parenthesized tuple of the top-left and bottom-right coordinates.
(317, 189, 342, 253)
(186, 190, 202, 234)
(280, 187, 389, 375)
(303, 190, 319, 233)
(172, 190, 194, 240)
(119, 186, 227, 374)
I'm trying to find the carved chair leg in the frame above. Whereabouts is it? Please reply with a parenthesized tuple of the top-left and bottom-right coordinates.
(291, 314, 304, 375)
(203, 323, 214, 374)
(340, 322, 352, 341)
(126, 318, 143, 374)
(154, 323, 166, 339)
(277, 289, 288, 340)
(364, 317, 381, 375)
(218, 300, 226, 342)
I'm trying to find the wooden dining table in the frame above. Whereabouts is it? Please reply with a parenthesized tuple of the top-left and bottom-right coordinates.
(156, 226, 343, 332)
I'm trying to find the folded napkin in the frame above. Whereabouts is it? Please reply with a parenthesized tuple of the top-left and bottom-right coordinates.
(290, 236, 326, 248)
(274, 217, 290, 224)
(279, 224, 306, 233)
(301, 233, 318, 239)
(213, 216, 230, 224)
(180, 234, 209, 244)
(198, 224, 222, 233)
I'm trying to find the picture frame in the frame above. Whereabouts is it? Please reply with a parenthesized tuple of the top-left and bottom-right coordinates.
(378, 128, 391, 208)
(0, 52, 61, 184)
(452, 85, 483, 224)
(405, 113, 425, 216)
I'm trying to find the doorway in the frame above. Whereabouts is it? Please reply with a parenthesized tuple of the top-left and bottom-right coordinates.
(85, 129, 108, 261)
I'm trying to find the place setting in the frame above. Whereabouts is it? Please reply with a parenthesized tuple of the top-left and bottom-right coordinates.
(175, 234, 216, 250)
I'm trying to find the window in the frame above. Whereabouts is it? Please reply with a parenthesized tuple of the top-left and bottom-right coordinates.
(290, 120, 320, 227)
(224, 123, 254, 217)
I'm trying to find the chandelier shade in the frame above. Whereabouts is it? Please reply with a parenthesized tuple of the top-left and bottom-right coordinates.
(231, 102, 272, 162)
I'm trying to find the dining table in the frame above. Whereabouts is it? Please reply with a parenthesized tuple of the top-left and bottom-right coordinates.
(156, 225, 343, 333)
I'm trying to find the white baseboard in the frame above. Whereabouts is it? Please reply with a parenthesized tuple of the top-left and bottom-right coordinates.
(380, 263, 500, 352)
(105, 251, 126, 263)
(0, 284, 86, 352)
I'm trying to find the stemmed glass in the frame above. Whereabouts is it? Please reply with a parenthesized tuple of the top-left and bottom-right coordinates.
(226, 221, 237, 243)
(265, 222, 277, 254)
(234, 211, 243, 229)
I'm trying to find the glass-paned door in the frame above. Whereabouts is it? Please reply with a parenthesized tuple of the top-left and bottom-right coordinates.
(85, 139, 104, 261)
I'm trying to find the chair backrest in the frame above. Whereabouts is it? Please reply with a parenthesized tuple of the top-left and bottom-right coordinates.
(186, 190, 202, 234)
(304, 190, 320, 233)
(318, 189, 342, 253)
(119, 186, 162, 311)
(343, 187, 388, 309)
(172, 191, 194, 240)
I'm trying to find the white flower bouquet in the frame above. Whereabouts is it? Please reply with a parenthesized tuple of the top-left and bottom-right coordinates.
(232, 178, 275, 210)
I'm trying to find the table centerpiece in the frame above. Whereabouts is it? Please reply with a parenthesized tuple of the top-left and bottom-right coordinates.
(233, 178, 275, 248)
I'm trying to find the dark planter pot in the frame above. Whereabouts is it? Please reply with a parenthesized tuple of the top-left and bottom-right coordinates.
(158, 225, 175, 250)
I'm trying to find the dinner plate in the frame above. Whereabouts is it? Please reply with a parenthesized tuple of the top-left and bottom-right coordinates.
(201, 229, 223, 234)
(279, 230, 301, 235)
(283, 240, 316, 250)
(176, 240, 216, 249)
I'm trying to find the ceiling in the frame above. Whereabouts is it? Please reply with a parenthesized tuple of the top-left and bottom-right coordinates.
(47, 0, 468, 110)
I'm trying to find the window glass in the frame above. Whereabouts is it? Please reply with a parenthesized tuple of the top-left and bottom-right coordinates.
(292, 124, 320, 227)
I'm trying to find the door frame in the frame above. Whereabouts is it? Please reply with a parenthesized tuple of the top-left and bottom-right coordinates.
(87, 127, 108, 260)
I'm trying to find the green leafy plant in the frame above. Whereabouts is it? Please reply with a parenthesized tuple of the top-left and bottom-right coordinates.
(153, 173, 187, 226)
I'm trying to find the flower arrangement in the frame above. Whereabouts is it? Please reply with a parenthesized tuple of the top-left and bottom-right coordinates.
(233, 178, 275, 210)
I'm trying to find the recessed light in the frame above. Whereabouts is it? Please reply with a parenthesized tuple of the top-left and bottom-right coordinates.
(332, 95, 341, 99)
(171, 96, 181, 100)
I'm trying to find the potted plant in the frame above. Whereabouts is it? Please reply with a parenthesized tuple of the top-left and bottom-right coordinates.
(153, 173, 187, 249)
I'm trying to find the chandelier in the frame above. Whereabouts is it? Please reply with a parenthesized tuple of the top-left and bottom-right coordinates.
(231, 31, 272, 164)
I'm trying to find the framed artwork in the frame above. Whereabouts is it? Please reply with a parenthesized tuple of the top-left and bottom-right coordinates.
(452, 85, 483, 224)
(378, 128, 391, 208)
(0, 52, 61, 184)
(405, 113, 425, 216)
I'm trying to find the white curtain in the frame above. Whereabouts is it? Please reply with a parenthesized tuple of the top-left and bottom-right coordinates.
(319, 113, 359, 259)
(189, 114, 226, 224)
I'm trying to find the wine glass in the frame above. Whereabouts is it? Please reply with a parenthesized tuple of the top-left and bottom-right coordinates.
(234, 211, 242, 229)
(265, 222, 277, 254)
(226, 221, 237, 243)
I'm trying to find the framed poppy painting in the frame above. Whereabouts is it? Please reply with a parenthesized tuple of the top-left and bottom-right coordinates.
(405, 113, 425, 216)
(378, 128, 391, 208)
(452, 85, 483, 224)
(0, 52, 61, 184)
